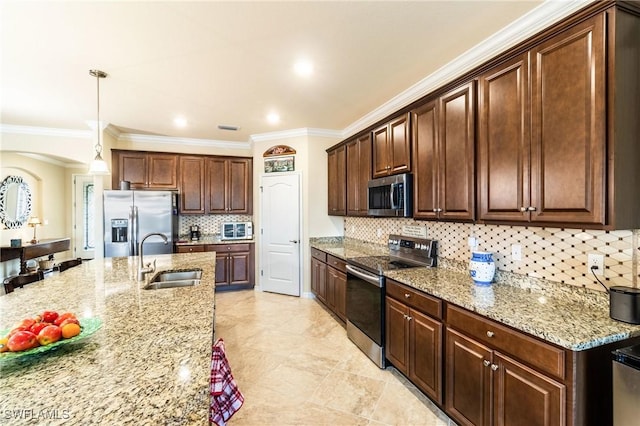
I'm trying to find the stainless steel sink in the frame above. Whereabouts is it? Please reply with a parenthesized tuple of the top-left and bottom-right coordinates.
(143, 269, 203, 290)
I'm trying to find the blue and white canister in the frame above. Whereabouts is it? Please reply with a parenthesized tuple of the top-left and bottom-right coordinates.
(469, 251, 496, 286)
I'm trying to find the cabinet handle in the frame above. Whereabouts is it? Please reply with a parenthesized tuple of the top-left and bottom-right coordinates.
(483, 360, 491, 367)
(491, 364, 499, 371)
(520, 207, 527, 212)
(528, 206, 537, 212)
(404, 293, 411, 298)
(433, 209, 438, 213)
(486, 331, 495, 338)
(406, 316, 412, 321)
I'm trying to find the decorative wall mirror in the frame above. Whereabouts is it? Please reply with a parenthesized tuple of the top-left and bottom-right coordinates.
(0, 175, 33, 229)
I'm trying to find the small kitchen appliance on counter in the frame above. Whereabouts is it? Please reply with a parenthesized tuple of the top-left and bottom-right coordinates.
(610, 286, 640, 324)
(190, 225, 201, 241)
(220, 222, 253, 240)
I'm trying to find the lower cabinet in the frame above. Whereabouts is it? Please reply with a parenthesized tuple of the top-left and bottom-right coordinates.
(385, 279, 443, 404)
(205, 243, 255, 289)
(446, 328, 565, 426)
(310, 248, 346, 322)
(175, 245, 205, 253)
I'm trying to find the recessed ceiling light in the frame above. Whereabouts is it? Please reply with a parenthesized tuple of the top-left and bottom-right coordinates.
(293, 60, 313, 77)
(267, 112, 280, 124)
(174, 116, 188, 127)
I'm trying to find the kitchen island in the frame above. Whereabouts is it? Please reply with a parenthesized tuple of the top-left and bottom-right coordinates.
(0, 253, 216, 425)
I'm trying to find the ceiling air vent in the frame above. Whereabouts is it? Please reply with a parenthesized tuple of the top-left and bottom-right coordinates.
(218, 125, 240, 131)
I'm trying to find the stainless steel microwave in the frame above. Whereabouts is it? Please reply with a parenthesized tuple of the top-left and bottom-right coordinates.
(220, 222, 253, 240)
(368, 173, 413, 217)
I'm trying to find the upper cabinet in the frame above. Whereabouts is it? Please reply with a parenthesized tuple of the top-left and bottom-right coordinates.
(372, 113, 411, 178)
(346, 134, 372, 216)
(413, 82, 475, 221)
(327, 144, 347, 216)
(206, 157, 252, 214)
(179, 156, 206, 214)
(112, 150, 178, 190)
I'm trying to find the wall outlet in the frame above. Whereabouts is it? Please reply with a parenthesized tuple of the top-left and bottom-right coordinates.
(377, 228, 382, 238)
(587, 253, 605, 276)
(468, 237, 477, 248)
(511, 244, 522, 261)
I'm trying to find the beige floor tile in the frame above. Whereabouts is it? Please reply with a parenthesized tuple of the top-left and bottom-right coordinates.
(214, 289, 453, 426)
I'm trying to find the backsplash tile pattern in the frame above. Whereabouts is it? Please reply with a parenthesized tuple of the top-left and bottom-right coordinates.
(178, 214, 252, 237)
(344, 217, 639, 292)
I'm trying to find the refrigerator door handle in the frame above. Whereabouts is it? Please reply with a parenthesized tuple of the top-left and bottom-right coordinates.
(133, 206, 139, 256)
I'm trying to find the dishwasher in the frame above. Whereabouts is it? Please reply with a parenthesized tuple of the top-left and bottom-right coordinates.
(612, 343, 640, 425)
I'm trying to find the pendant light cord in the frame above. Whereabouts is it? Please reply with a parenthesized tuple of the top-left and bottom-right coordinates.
(95, 72, 102, 156)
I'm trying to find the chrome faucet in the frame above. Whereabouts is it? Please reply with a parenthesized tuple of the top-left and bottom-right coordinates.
(137, 232, 169, 281)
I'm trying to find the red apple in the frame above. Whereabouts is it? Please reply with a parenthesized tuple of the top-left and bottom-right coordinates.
(41, 311, 59, 323)
(7, 331, 39, 352)
(30, 322, 50, 335)
(16, 318, 36, 330)
(54, 313, 76, 326)
(7, 326, 29, 338)
(59, 318, 79, 328)
(37, 325, 62, 346)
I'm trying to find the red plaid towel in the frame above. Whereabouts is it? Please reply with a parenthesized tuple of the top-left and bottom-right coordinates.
(210, 338, 244, 426)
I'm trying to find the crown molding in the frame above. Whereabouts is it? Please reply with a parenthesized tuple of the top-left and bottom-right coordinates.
(342, 0, 594, 139)
(250, 128, 342, 143)
(0, 124, 92, 139)
(117, 132, 251, 150)
(16, 152, 85, 168)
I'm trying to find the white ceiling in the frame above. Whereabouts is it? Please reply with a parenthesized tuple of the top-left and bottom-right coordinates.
(1, 1, 552, 144)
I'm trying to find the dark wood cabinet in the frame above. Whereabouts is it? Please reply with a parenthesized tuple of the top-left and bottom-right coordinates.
(112, 150, 178, 190)
(412, 83, 475, 221)
(327, 145, 346, 215)
(175, 245, 205, 253)
(206, 157, 252, 214)
(372, 113, 411, 178)
(346, 134, 371, 216)
(179, 156, 206, 214)
(310, 248, 346, 321)
(479, 14, 606, 226)
(206, 243, 254, 288)
(386, 280, 443, 404)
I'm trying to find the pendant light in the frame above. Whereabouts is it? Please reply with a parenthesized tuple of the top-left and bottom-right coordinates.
(88, 69, 110, 175)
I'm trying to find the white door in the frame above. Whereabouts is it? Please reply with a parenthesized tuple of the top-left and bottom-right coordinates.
(260, 172, 301, 296)
(73, 175, 95, 259)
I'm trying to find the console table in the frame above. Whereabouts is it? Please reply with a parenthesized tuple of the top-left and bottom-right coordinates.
(0, 238, 71, 274)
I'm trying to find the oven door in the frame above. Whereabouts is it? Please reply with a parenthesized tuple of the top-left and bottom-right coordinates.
(346, 264, 385, 368)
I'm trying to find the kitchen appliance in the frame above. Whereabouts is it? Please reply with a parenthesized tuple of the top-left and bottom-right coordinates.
(610, 286, 640, 324)
(190, 225, 201, 241)
(220, 222, 253, 240)
(345, 234, 437, 368)
(103, 190, 178, 258)
(368, 173, 412, 217)
(612, 344, 640, 424)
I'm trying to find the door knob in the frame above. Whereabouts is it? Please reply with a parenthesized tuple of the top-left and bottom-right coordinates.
(289, 240, 298, 244)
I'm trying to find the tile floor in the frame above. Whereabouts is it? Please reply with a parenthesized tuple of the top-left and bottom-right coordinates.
(215, 289, 455, 425)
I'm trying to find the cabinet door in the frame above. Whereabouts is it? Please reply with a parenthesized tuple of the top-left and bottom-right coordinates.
(118, 152, 147, 189)
(412, 100, 439, 219)
(228, 158, 252, 214)
(385, 296, 410, 375)
(179, 156, 206, 214)
(311, 257, 324, 297)
(478, 54, 530, 222)
(327, 146, 346, 215)
(147, 154, 178, 189)
(332, 268, 346, 322)
(346, 135, 372, 216)
(207, 158, 227, 213)
(493, 352, 565, 426)
(372, 124, 390, 178)
(438, 83, 475, 221)
(316, 260, 327, 303)
(229, 252, 251, 285)
(215, 254, 228, 285)
(411, 308, 443, 405)
(530, 14, 605, 225)
(446, 328, 492, 426)
(389, 113, 411, 175)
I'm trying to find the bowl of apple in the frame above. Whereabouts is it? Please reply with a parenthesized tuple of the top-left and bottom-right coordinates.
(0, 310, 102, 359)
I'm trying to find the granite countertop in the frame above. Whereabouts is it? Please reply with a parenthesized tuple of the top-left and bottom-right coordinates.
(176, 235, 254, 246)
(0, 253, 216, 425)
(310, 237, 640, 351)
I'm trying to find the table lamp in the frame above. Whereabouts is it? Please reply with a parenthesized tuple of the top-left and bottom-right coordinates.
(28, 216, 41, 244)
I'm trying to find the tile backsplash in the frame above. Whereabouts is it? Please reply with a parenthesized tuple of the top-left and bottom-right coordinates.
(179, 214, 252, 236)
(344, 217, 639, 292)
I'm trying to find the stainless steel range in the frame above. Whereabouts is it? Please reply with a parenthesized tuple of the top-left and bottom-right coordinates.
(345, 234, 437, 368)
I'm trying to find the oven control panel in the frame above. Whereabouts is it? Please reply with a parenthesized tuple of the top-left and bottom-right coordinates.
(388, 234, 437, 266)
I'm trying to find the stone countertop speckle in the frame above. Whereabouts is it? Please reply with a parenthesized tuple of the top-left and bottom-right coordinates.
(0, 253, 216, 425)
(310, 237, 640, 351)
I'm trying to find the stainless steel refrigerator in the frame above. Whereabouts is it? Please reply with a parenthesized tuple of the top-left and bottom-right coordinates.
(103, 190, 178, 258)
